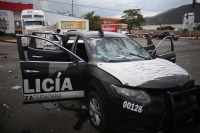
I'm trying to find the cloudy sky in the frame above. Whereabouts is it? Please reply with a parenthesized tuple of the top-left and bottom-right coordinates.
(5, 0, 192, 18)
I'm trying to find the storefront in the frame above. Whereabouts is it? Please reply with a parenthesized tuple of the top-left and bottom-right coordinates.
(0, 1, 33, 34)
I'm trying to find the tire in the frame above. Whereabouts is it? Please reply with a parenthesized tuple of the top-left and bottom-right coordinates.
(156, 36, 160, 40)
(174, 39, 178, 41)
(87, 91, 107, 133)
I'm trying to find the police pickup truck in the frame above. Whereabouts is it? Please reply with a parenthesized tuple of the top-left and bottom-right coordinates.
(16, 31, 200, 133)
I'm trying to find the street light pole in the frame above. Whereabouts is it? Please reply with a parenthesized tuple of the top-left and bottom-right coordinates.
(158, 17, 161, 34)
(138, 8, 141, 34)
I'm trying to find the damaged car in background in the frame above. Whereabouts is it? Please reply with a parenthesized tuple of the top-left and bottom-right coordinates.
(16, 31, 200, 133)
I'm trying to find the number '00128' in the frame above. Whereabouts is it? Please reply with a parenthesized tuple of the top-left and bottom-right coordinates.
(123, 101, 142, 113)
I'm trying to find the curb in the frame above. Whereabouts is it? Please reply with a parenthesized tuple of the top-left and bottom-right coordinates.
(0, 39, 17, 44)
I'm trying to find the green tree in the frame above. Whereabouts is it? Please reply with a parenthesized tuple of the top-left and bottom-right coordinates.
(82, 11, 102, 31)
(197, 24, 200, 30)
(117, 9, 145, 33)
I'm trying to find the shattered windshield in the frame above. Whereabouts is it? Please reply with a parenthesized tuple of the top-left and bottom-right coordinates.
(88, 37, 151, 62)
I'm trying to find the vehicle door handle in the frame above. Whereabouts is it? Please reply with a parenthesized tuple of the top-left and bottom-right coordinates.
(148, 50, 153, 53)
(24, 70, 40, 74)
(32, 55, 43, 58)
(171, 57, 176, 60)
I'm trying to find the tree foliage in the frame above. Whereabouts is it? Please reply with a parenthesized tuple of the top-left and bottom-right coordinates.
(117, 9, 145, 33)
(82, 11, 102, 31)
(197, 24, 200, 30)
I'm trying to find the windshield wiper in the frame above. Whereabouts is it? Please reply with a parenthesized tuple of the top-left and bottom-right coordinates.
(129, 52, 149, 60)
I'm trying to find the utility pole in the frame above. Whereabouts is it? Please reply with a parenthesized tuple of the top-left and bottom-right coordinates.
(72, 0, 74, 16)
(138, 9, 141, 34)
(158, 17, 161, 34)
(38, 0, 42, 9)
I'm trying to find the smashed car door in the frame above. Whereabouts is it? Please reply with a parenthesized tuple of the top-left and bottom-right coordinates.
(152, 36, 176, 63)
(16, 35, 86, 104)
(142, 34, 156, 55)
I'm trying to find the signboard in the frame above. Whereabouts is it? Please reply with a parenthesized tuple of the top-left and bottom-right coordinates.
(61, 21, 86, 29)
(0, 10, 14, 33)
(183, 12, 195, 30)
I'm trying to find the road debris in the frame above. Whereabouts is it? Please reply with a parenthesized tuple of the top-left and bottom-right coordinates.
(11, 85, 22, 89)
(82, 105, 87, 110)
(40, 102, 57, 110)
(8, 70, 12, 73)
(3, 104, 9, 108)
(1, 56, 7, 58)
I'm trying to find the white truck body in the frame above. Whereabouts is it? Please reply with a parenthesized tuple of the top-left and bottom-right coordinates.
(0, 10, 15, 34)
(43, 10, 89, 34)
(21, 10, 45, 33)
(21, 9, 89, 47)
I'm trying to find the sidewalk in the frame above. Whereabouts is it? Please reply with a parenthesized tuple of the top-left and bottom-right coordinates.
(179, 37, 199, 40)
(0, 39, 17, 44)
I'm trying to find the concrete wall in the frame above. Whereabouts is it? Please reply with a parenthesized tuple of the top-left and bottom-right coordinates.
(13, 12, 21, 21)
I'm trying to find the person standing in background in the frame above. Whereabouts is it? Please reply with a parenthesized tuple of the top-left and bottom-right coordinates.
(56, 29, 61, 34)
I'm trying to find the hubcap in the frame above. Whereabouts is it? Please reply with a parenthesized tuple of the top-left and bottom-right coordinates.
(89, 98, 101, 126)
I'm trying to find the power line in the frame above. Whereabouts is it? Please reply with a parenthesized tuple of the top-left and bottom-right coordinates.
(41, 0, 163, 17)
(94, 0, 145, 11)
(41, 0, 125, 12)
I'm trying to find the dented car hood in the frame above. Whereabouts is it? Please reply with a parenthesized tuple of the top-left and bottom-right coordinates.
(97, 58, 190, 88)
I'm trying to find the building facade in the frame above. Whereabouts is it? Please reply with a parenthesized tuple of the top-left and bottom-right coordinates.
(0, 1, 33, 34)
(99, 17, 120, 24)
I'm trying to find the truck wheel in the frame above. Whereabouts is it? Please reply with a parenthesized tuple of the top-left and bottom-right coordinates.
(156, 36, 160, 40)
(87, 91, 107, 133)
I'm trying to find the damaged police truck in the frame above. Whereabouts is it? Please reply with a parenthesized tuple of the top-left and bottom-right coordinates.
(16, 31, 200, 133)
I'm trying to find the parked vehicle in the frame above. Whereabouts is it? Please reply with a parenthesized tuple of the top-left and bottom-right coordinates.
(153, 32, 179, 41)
(101, 24, 128, 34)
(21, 9, 89, 48)
(16, 31, 200, 133)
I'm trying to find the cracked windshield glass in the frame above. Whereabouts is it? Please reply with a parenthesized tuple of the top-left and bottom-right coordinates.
(88, 37, 150, 62)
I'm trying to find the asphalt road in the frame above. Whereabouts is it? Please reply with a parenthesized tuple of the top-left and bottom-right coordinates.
(0, 38, 200, 133)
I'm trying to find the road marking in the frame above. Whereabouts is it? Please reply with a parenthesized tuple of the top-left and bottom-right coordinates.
(176, 55, 191, 58)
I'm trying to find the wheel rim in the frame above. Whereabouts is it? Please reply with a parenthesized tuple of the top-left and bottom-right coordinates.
(89, 98, 101, 126)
